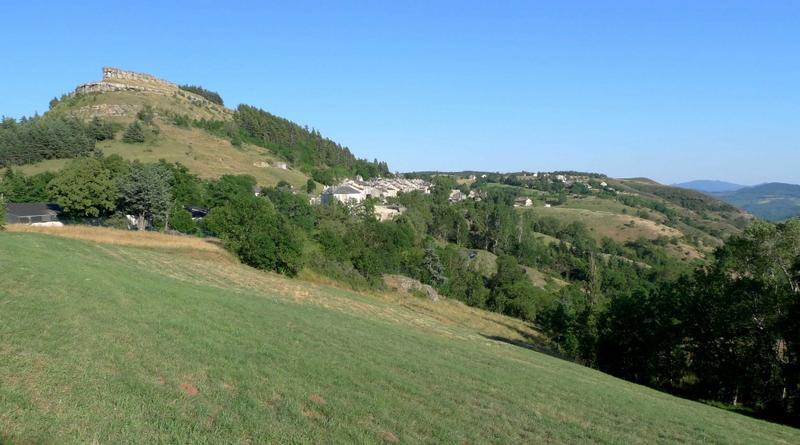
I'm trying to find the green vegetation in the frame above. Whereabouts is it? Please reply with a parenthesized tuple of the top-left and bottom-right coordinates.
(117, 162, 173, 230)
(46, 158, 117, 217)
(233, 104, 390, 181)
(206, 195, 304, 276)
(178, 84, 224, 105)
(1, 232, 797, 443)
(0, 115, 99, 167)
(122, 120, 146, 143)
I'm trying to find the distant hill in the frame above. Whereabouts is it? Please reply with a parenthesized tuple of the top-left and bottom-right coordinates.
(673, 180, 745, 193)
(713, 182, 800, 221)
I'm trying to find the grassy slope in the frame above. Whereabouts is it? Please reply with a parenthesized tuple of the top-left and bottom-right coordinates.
(8, 90, 312, 189)
(1, 229, 797, 443)
(6, 126, 310, 189)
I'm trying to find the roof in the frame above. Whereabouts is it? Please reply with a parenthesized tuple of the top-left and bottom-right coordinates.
(6, 203, 62, 217)
(330, 185, 363, 195)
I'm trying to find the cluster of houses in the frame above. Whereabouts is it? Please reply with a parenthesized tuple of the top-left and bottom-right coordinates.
(320, 177, 432, 205)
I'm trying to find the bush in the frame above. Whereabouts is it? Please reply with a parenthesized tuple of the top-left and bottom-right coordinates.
(169, 206, 196, 234)
(122, 121, 146, 143)
(103, 213, 131, 230)
(136, 106, 155, 125)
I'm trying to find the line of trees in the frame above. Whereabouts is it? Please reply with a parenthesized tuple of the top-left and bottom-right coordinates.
(178, 85, 224, 106)
(0, 115, 118, 167)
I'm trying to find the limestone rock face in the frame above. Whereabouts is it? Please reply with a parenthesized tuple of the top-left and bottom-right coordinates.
(70, 103, 138, 119)
(72, 67, 210, 105)
(101, 67, 177, 87)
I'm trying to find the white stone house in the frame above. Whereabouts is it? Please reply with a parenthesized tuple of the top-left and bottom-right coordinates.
(321, 184, 366, 204)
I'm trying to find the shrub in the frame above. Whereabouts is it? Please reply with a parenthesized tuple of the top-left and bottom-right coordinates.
(169, 206, 196, 234)
(122, 121, 146, 143)
(136, 106, 155, 125)
(103, 213, 131, 230)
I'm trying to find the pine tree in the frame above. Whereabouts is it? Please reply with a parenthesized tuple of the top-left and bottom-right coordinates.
(122, 121, 146, 143)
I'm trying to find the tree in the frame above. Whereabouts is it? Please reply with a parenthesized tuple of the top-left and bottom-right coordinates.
(205, 174, 256, 209)
(206, 195, 304, 276)
(487, 255, 543, 320)
(306, 178, 316, 194)
(122, 121, 146, 143)
(88, 117, 117, 141)
(118, 163, 173, 230)
(422, 242, 446, 286)
(46, 158, 116, 217)
(263, 187, 315, 232)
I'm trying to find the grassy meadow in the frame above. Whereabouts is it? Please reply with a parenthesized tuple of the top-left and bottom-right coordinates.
(0, 229, 797, 443)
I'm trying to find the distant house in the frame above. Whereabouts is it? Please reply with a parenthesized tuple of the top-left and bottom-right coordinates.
(5, 203, 63, 226)
(514, 197, 533, 208)
(544, 203, 552, 208)
(253, 186, 263, 197)
(274, 162, 288, 170)
(321, 184, 366, 204)
(448, 189, 466, 203)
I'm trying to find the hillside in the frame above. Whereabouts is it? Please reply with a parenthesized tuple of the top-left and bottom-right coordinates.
(712, 182, 800, 221)
(1, 228, 797, 443)
(458, 172, 752, 263)
(3, 67, 387, 188)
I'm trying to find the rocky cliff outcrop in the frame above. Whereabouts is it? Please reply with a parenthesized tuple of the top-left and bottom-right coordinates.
(75, 67, 178, 95)
(73, 67, 214, 107)
(68, 67, 229, 119)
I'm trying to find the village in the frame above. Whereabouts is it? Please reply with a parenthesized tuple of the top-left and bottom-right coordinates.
(3, 171, 619, 228)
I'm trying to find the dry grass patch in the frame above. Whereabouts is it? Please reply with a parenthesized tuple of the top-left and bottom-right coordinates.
(5, 225, 226, 253)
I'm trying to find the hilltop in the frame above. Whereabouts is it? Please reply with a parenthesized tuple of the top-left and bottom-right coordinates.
(3, 67, 387, 189)
(673, 179, 745, 193)
(1, 228, 796, 443)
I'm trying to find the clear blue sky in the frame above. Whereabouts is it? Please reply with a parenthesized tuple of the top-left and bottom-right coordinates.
(2, 1, 798, 184)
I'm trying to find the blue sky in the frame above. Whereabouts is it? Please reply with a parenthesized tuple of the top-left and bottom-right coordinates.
(2, 1, 798, 184)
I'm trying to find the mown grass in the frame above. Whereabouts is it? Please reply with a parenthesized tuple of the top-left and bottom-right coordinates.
(0, 231, 797, 443)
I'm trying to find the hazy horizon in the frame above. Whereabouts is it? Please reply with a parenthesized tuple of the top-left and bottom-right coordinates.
(2, 1, 798, 184)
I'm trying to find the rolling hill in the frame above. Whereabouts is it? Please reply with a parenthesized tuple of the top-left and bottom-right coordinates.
(712, 182, 800, 221)
(1, 227, 797, 443)
(673, 179, 745, 193)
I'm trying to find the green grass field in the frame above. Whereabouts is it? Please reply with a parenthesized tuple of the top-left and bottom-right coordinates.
(1, 231, 797, 443)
